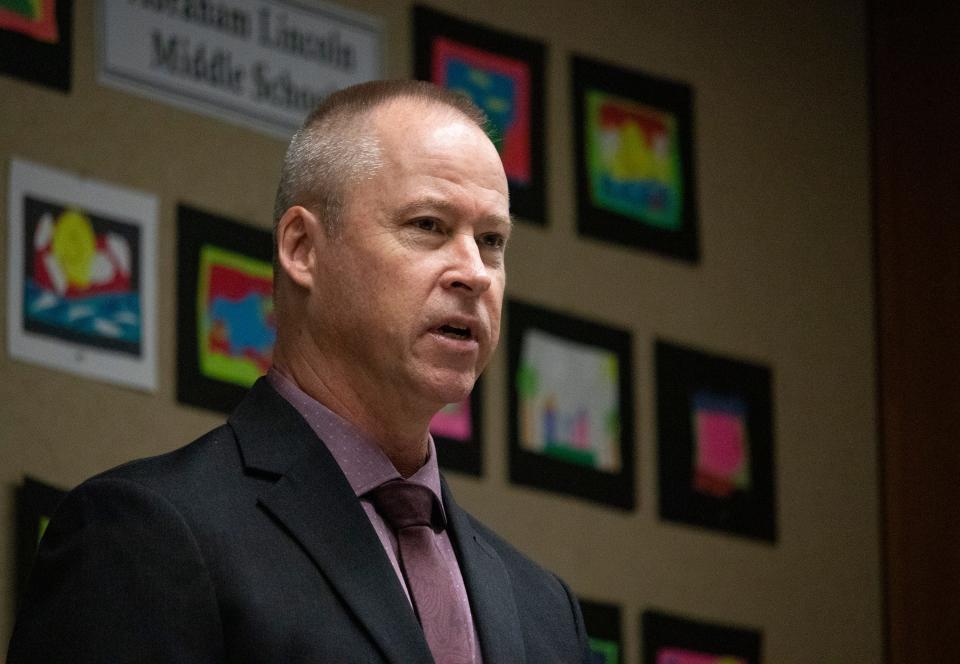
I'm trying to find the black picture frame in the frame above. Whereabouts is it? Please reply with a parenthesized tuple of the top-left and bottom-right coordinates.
(507, 299, 635, 510)
(642, 609, 762, 664)
(176, 204, 274, 414)
(580, 599, 624, 664)
(0, 0, 72, 91)
(572, 55, 698, 262)
(656, 340, 776, 542)
(16, 476, 68, 606)
(431, 381, 483, 476)
(413, 5, 547, 225)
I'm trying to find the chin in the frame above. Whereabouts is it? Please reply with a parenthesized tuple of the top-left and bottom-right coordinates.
(421, 371, 478, 407)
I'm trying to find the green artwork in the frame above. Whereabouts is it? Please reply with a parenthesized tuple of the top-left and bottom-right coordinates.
(517, 329, 621, 471)
(584, 89, 683, 230)
(589, 637, 620, 664)
(36, 515, 50, 547)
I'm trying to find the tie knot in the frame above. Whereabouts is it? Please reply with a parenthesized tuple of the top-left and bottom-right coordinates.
(369, 480, 441, 531)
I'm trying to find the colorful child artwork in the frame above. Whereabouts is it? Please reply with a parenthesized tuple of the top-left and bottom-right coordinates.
(589, 637, 620, 664)
(517, 329, 621, 472)
(0, 0, 58, 42)
(643, 610, 761, 664)
(656, 648, 746, 664)
(177, 204, 274, 414)
(0, 0, 70, 90)
(430, 398, 472, 442)
(197, 245, 275, 388)
(691, 392, 751, 498)
(572, 56, 698, 261)
(432, 38, 531, 184)
(585, 89, 683, 230)
(6, 159, 158, 390)
(0, 0, 62, 44)
(22, 198, 142, 355)
(656, 340, 776, 542)
(508, 300, 635, 510)
(581, 598, 623, 664)
(414, 5, 546, 225)
(430, 387, 483, 476)
(16, 477, 68, 605)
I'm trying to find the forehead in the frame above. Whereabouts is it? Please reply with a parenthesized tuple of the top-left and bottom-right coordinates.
(362, 98, 509, 205)
(371, 99, 498, 164)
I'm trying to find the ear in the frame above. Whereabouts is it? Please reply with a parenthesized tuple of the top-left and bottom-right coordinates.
(276, 205, 323, 290)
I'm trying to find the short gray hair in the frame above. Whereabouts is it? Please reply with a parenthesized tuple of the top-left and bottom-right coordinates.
(272, 79, 489, 238)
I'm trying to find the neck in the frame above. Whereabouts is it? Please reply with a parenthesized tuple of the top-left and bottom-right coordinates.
(272, 344, 434, 478)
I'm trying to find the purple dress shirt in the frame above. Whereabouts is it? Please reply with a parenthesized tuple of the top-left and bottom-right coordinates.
(267, 369, 482, 663)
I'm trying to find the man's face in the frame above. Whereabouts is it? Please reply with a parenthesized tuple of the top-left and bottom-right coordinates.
(306, 100, 511, 412)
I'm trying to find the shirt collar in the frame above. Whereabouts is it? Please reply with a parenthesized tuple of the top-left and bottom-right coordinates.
(266, 368, 446, 520)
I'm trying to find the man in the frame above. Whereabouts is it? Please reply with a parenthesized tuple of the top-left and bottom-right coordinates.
(8, 80, 589, 663)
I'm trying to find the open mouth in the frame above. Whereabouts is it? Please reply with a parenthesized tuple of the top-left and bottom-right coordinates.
(436, 324, 472, 341)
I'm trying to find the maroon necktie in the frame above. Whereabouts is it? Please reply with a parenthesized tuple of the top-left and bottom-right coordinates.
(369, 480, 475, 663)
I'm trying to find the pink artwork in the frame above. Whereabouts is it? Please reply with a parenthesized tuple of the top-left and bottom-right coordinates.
(657, 647, 746, 664)
(431, 37, 532, 184)
(692, 392, 750, 498)
(430, 398, 472, 442)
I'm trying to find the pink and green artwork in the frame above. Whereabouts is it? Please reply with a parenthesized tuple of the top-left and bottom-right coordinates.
(691, 392, 751, 498)
(657, 648, 747, 664)
(197, 245, 274, 389)
(643, 610, 761, 664)
(655, 340, 775, 541)
(585, 89, 683, 230)
(517, 329, 621, 472)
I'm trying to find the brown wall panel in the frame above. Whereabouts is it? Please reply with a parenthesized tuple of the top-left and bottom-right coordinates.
(873, 3, 960, 662)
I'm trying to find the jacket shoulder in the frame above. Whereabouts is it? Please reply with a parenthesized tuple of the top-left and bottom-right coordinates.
(84, 423, 241, 497)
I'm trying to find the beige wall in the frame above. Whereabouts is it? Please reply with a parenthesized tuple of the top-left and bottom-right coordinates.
(0, 1, 879, 661)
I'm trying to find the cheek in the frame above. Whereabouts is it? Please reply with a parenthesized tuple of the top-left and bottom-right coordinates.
(488, 327, 501, 354)
(485, 284, 505, 329)
(486, 305, 502, 349)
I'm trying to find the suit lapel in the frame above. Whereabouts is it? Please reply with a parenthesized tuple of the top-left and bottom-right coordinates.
(443, 480, 525, 664)
(229, 379, 434, 664)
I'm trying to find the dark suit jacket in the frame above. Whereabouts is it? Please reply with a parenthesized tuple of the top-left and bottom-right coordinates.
(8, 379, 589, 663)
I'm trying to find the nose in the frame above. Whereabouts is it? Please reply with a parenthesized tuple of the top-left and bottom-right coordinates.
(441, 234, 492, 295)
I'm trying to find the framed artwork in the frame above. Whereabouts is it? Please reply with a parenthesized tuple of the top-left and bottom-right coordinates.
(580, 599, 623, 664)
(176, 204, 275, 414)
(656, 340, 776, 542)
(414, 5, 546, 225)
(16, 476, 67, 605)
(0, 0, 71, 90)
(642, 609, 762, 664)
(572, 55, 698, 262)
(508, 300, 635, 510)
(431, 383, 483, 476)
(6, 158, 158, 390)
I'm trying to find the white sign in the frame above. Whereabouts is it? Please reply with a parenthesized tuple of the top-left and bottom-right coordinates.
(98, 0, 383, 138)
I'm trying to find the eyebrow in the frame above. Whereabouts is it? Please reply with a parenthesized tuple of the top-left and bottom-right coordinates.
(395, 197, 513, 229)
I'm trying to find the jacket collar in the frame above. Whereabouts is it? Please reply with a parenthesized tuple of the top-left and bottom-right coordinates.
(228, 378, 434, 664)
(442, 478, 526, 664)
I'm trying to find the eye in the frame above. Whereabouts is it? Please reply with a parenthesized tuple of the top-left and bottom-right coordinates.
(479, 233, 506, 250)
(413, 217, 442, 233)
